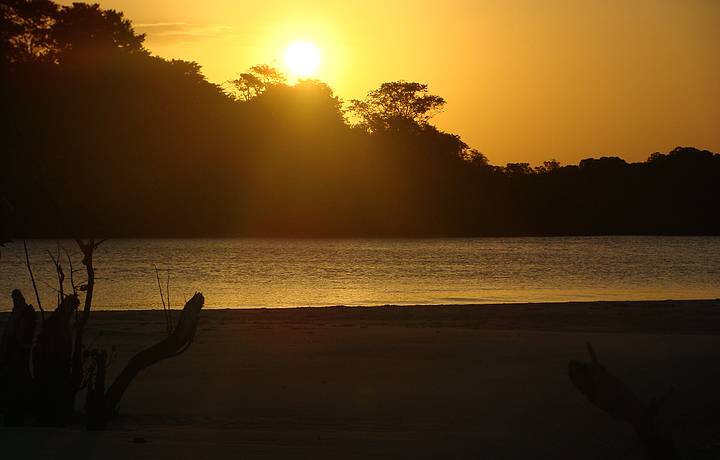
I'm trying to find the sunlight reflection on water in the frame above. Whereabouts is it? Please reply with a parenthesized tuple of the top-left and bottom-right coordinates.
(1, 237, 719, 310)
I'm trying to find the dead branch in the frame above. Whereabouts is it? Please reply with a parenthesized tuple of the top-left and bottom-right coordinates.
(22, 240, 44, 321)
(46, 247, 65, 304)
(568, 343, 647, 425)
(98, 292, 205, 425)
(568, 343, 676, 460)
(166, 271, 173, 331)
(70, 239, 105, 397)
(62, 246, 77, 296)
(4, 239, 204, 430)
(154, 265, 172, 336)
(74, 238, 98, 326)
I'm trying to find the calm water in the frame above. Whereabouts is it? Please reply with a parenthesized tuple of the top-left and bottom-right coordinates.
(0, 238, 719, 310)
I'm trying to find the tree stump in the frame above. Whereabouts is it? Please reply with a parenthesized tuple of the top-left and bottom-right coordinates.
(0, 290, 37, 426)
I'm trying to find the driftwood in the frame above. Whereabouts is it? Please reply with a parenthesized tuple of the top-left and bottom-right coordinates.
(568, 343, 675, 460)
(87, 292, 205, 429)
(70, 239, 99, 414)
(0, 290, 37, 426)
(32, 293, 80, 425)
(1, 239, 205, 430)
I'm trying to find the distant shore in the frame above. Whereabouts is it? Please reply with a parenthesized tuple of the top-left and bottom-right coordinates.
(4, 299, 719, 331)
(3, 299, 720, 459)
(79, 298, 720, 335)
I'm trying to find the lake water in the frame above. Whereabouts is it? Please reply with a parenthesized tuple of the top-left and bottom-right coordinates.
(1, 237, 719, 310)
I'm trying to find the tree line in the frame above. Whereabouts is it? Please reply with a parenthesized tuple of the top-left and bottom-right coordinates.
(2, 0, 719, 237)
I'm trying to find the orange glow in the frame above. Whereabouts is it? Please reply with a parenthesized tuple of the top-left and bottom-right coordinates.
(60, 0, 720, 165)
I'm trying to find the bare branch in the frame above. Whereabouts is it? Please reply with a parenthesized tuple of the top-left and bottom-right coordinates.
(23, 239, 44, 321)
(166, 270, 174, 331)
(100, 293, 205, 423)
(71, 238, 100, 393)
(154, 265, 171, 336)
(63, 245, 78, 296)
(46, 246, 65, 303)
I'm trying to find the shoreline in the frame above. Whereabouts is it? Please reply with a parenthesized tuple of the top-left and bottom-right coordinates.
(74, 298, 720, 336)
(3, 299, 719, 335)
(87, 297, 720, 310)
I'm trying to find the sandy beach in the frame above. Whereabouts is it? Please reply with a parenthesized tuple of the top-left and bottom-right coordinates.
(2, 299, 720, 459)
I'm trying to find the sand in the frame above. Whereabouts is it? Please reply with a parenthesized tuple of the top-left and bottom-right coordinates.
(2, 299, 720, 459)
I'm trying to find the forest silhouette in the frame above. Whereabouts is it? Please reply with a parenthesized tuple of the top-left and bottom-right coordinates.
(2, 1, 719, 238)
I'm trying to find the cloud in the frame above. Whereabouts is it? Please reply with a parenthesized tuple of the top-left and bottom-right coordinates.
(135, 22, 236, 42)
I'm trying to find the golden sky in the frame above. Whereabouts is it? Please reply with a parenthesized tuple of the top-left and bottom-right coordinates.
(60, 0, 720, 165)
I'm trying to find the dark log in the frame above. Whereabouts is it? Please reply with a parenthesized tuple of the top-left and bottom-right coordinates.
(32, 294, 79, 426)
(89, 292, 204, 428)
(0, 290, 37, 426)
(568, 343, 675, 460)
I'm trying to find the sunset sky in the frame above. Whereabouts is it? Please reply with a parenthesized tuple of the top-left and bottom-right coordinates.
(59, 0, 720, 165)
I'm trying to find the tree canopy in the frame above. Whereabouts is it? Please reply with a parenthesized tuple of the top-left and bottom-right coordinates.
(348, 81, 446, 133)
(1, 0, 719, 237)
(0, 0, 146, 66)
(226, 64, 287, 101)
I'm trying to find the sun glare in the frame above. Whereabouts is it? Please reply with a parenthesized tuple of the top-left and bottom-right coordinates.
(284, 40, 321, 78)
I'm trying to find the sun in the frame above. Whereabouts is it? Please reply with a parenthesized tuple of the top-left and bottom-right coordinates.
(284, 41, 321, 78)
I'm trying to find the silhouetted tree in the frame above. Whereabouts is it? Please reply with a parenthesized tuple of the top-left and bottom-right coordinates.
(534, 159, 561, 174)
(249, 63, 286, 86)
(504, 163, 534, 176)
(228, 71, 264, 101)
(0, 0, 57, 66)
(52, 2, 146, 62)
(1, 0, 145, 69)
(463, 149, 490, 166)
(227, 63, 287, 100)
(348, 81, 446, 133)
(1, 0, 719, 238)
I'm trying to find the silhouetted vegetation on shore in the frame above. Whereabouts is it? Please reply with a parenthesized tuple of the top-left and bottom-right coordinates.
(2, 1, 719, 237)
